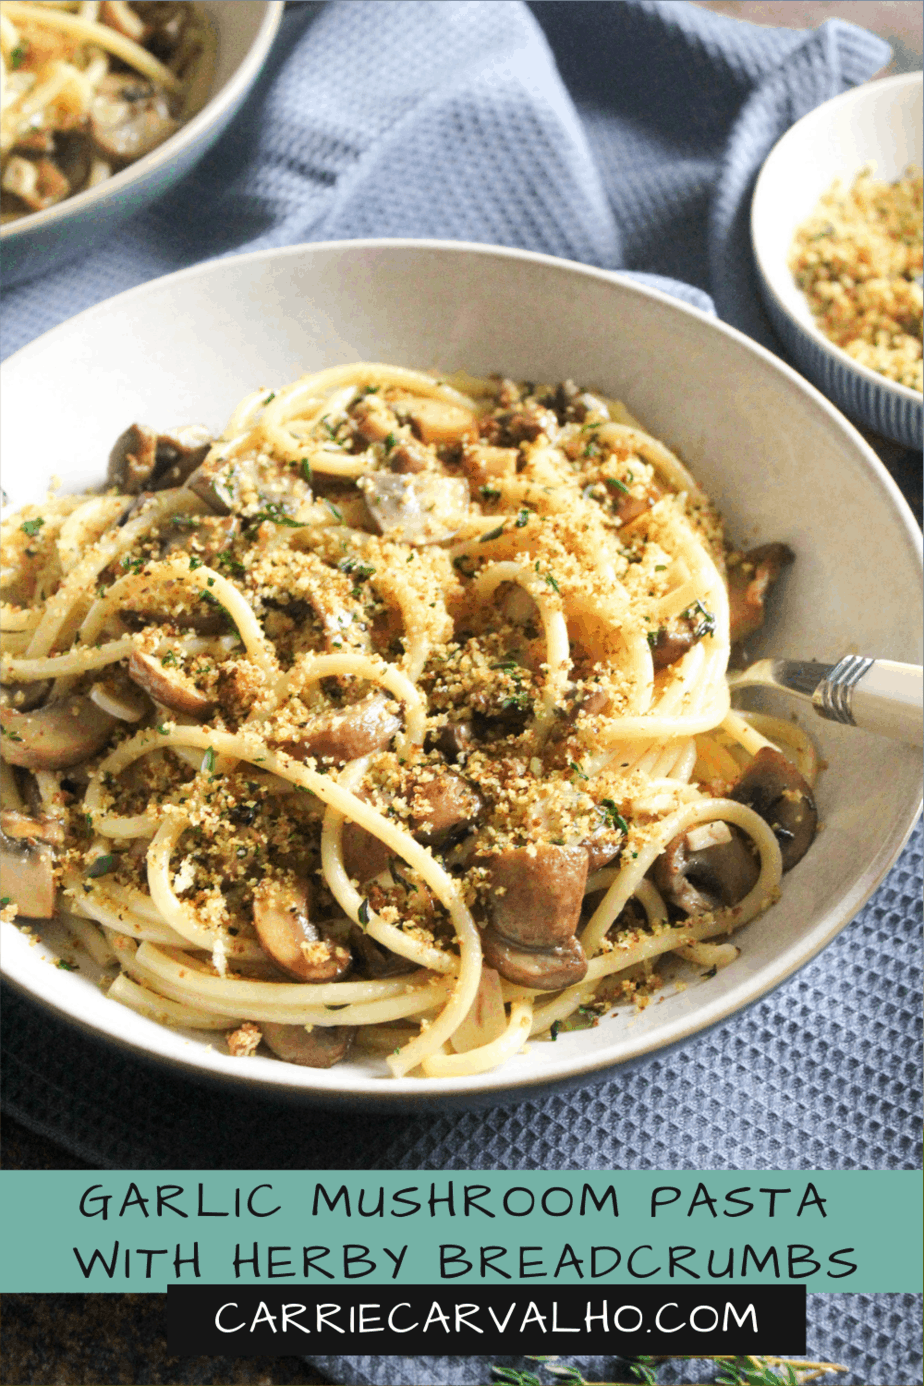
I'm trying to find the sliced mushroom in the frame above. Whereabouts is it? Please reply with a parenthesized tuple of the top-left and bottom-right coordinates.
(0, 808, 64, 847)
(482, 406, 556, 447)
(653, 825, 760, 916)
(409, 774, 484, 847)
(351, 394, 399, 443)
(461, 442, 518, 493)
(283, 693, 401, 767)
(649, 622, 696, 671)
(359, 474, 469, 545)
(1, 696, 116, 770)
(391, 394, 476, 446)
(108, 423, 213, 493)
(341, 819, 391, 884)
(0, 680, 51, 713)
(350, 924, 416, 978)
(160, 514, 239, 564)
(260, 1021, 354, 1068)
(253, 877, 351, 983)
(89, 75, 179, 164)
(0, 828, 56, 917)
(426, 720, 473, 763)
(55, 131, 93, 195)
(127, 651, 215, 720)
(389, 439, 432, 475)
(582, 830, 623, 872)
(89, 670, 150, 722)
(484, 844, 588, 949)
(730, 746, 817, 870)
(480, 927, 587, 991)
(728, 543, 794, 646)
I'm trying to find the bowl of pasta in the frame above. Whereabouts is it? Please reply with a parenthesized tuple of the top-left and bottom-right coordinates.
(751, 72, 923, 449)
(1, 239, 921, 1108)
(0, 0, 283, 286)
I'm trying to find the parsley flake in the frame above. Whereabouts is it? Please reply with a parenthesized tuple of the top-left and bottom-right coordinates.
(86, 854, 116, 879)
(20, 517, 44, 537)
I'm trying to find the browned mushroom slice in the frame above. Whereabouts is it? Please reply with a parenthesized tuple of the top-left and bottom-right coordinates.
(283, 693, 401, 767)
(481, 927, 588, 991)
(127, 651, 215, 720)
(341, 819, 391, 884)
(582, 831, 623, 872)
(359, 474, 469, 545)
(0, 828, 56, 917)
(350, 924, 416, 977)
(653, 824, 760, 916)
(409, 774, 484, 847)
(728, 543, 794, 646)
(351, 394, 399, 443)
(730, 746, 817, 870)
(1, 696, 116, 770)
(649, 623, 696, 671)
(252, 878, 351, 983)
(260, 1022, 355, 1068)
(107, 423, 158, 492)
(0, 809, 64, 847)
(89, 75, 179, 164)
(426, 720, 474, 763)
(389, 439, 432, 475)
(109, 423, 213, 493)
(0, 680, 51, 713)
(460, 442, 518, 493)
(484, 844, 588, 949)
(391, 394, 476, 446)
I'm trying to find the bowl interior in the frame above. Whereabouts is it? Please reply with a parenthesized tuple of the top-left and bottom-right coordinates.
(0, 1, 279, 243)
(751, 74, 923, 388)
(1, 241, 921, 1106)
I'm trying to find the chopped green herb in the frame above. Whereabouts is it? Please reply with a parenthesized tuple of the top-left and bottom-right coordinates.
(248, 502, 305, 528)
(515, 508, 530, 527)
(203, 747, 216, 775)
(544, 571, 561, 593)
(1, 725, 24, 742)
(86, 854, 116, 879)
(10, 43, 28, 69)
(301, 457, 313, 484)
(549, 1021, 561, 1041)
(599, 799, 629, 834)
(0, 897, 11, 908)
(569, 761, 588, 780)
(383, 432, 397, 453)
(161, 650, 179, 667)
(324, 500, 344, 523)
(263, 392, 276, 405)
(479, 485, 501, 501)
(20, 517, 44, 537)
(56, 959, 79, 971)
(479, 525, 505, 543)
(357, 898, 371, 928)
(188, 555, 203, 570)
(339, 557, 376, 582)
(604, 475, 630, 495)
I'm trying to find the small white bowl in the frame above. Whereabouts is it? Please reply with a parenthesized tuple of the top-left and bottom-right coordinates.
(1, 240, 921, 1110)
(751, 72, 923, 450)
(0, 1, 283, 287)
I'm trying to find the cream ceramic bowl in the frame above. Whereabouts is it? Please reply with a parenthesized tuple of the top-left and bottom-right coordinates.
(751, 72, 923, 449)
(1, 240, 921, 1109)
(0, 1, 284, 287)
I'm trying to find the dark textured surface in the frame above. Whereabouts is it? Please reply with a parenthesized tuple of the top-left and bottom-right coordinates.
(1, 2, 922, 1385)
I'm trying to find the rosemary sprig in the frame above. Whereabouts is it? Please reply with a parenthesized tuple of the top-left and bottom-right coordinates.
(486, 1355, 847, 1386)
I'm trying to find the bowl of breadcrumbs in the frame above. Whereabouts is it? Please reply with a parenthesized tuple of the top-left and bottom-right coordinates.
(752, 72, 922, 449)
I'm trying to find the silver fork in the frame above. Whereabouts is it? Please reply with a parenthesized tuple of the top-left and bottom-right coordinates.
(729, 656, 923, 747)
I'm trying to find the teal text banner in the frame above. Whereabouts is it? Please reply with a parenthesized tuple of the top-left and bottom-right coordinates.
(1, 1170, 919, 1293)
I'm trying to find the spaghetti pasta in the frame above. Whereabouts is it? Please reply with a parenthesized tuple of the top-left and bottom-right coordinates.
(1, 0, 214, 222)
(0, 363, 820, 1079)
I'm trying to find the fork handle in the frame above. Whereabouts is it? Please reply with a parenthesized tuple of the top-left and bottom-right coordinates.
(814, 658, 923, 746)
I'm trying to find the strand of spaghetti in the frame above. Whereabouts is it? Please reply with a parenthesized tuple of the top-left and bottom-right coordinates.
(320, 759, 457, 975)
(3, 634, 135, 681)
(146, 812, 232, 951)
(91, 722, 484, 1075)
(736, 710, 818, 785)
(580, 797, 784, 956)
(125, 945, 452, 1026)
(2, 2, 184, 90)
(62, 881, 189, 946)
(721, 709, 776, 759)
(77, 555, 276, 684)
(464, 560, 570, 738)
(528, 983, 597, 1038)
(24, 489, 206, 658)
(107, 972, 243, 1030)
(421, 1000, 533, 1077)
(597, 423, 704, 496)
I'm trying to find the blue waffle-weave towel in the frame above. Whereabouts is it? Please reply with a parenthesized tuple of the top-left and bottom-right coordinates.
(2, 3, 920, 1385)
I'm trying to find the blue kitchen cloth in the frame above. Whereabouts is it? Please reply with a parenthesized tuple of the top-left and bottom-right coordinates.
(1, 3, 921, 1385)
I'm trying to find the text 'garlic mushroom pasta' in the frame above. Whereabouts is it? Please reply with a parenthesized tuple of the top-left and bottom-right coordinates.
(0, 364, 820, 1080)
(1, 0, 214, 222)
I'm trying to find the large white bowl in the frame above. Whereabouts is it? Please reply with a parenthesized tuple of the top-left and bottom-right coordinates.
(1, 240, 921, 1109)
(0, 1, 283, 288)
(751, 72, 923, 450)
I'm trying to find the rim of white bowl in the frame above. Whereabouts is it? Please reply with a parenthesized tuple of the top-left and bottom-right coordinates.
(2, 238, 921, 1106)
(0, 0, 284, 245)
(751, 71, 923, 412)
